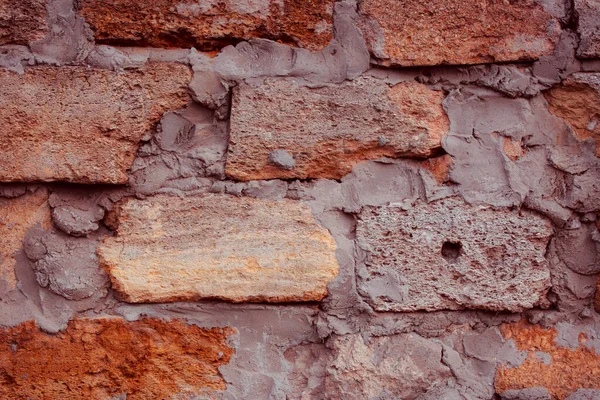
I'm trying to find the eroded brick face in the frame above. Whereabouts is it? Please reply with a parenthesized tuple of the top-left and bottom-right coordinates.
(357, 197, 553, 312)
(0, 64, 191, 184)
(545, 73, 600, 157)
(226, 78, 447, 181)
(496, 321, 600, 399)
(0, 318, 235, 400)
(358, 0, 561, 66)
(0, 189, 51, 292)
(78, 0, 334, 51)
(326, 333, 453, 399)
(0, 0, 48, 45)
(98, 194, 339, 303)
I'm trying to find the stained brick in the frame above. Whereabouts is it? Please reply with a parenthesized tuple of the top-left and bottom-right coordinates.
(358, 0, 560, 66)
(0, 318, 235, 400)
(98, 194, 339, 303)
(545, 73, 600, 157)
(496, 321, 600, 399)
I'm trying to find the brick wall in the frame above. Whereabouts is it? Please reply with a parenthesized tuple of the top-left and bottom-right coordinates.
(1, 0, 600, 398)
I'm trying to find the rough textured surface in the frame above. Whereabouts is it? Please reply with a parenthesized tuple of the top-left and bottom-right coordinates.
(0, 0, 48, 45)
(24, 228, 110, 301)
(357, 197, 553, 311)
(0, 189, 51, 292)
(545, 73, 600, 157)
(0, 318, 235, 399)
(358, 0, 561, 66)
(574, 0, 600, 58)
(0, 64, 191, 184)
(325, 333, 452, 399)
(0, 0, 599, 397)
(226, 77, 448, 180)
(98, 194, 339, 303)
(78, 0, 334, 51)
(496, 321, 600, 399)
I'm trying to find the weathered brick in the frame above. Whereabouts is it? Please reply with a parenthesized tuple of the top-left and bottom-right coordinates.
(78, 0, 334, 51)
(98, 194, 339, 303)
(326, 333, 452, 399)
(421, 154, 453, 184)
(226, 77, 447, 181)
(358, 0, 561, 66)
(0, 64, 191, 184)
(496, 321, 600, 399)
(545, 73, 600, 157)
(0, 318, 235, 400)
(0, 0, 48, 45)
(0, 189, 51, 292)
(356, 197, 553, 312)
(575, 0, 600, 58)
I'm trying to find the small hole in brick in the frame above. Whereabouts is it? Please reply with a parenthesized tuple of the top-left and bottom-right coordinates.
(442, 241, 462, 261)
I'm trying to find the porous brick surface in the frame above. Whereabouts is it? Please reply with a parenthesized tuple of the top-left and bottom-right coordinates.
(78, 0, 334, 51)
(358, 0, 561, 66)
(0, 64, 191, 184)
(0, 0, 48, 45)
(357, 197, 553, 312)
(0, 318, 235, 399)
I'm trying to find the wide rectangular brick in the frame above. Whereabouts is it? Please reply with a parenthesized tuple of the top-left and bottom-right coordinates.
(0, 64, 191, 184)
(0, 189, 50, 292)
(98, 194, 339, 303)
(358, 0, 560, 66)
(0, 0, 48, 45)
(226, 77, 447, 181)
(356, 197, 553, 312)
(78, 0, 333, 51)
(0, 318, 235, 400)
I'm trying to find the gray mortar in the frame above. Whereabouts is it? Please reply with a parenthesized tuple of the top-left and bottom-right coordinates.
(566, 389, 600, 399)
(23, 226, 109, 301)
(0, 45, 35, 73)
(48, 186, 116, 236)
(30, 0, 93, 65)
(500, 387, 552, 400)
(129, 104, 228, 196)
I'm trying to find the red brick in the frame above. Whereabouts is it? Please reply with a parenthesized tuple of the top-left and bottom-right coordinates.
(78, 0, 334, 51)
(0, 318, 235, 400)
(359, 0, 560, 66)
(0, 0, 48, 45)
(0, 64, 191, 184)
